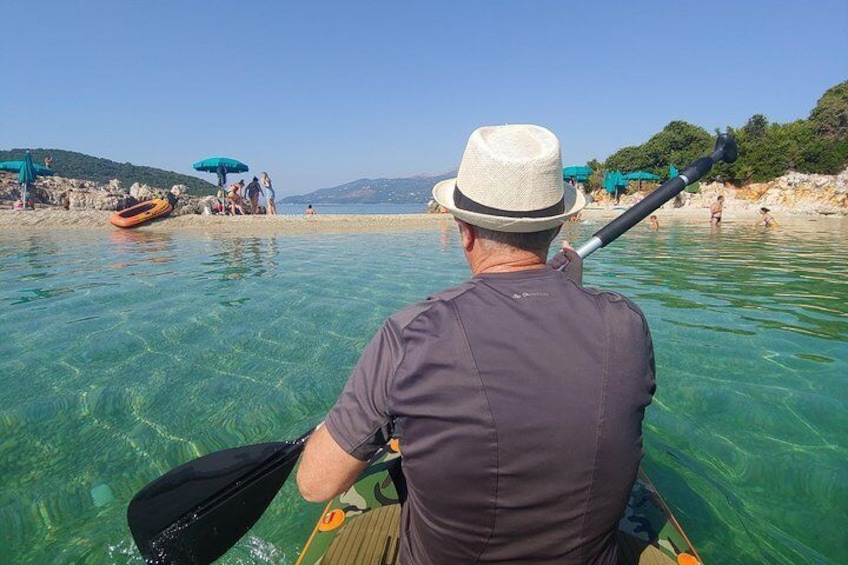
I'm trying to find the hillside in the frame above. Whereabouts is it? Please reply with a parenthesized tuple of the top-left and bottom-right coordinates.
(280, 173, 454, 204)
(0, 148, 216, 195)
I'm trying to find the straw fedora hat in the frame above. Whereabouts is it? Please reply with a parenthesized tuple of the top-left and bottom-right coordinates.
(432, 124, 586, 233)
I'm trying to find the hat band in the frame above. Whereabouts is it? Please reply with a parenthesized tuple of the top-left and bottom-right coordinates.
(454, 185, 565, 218)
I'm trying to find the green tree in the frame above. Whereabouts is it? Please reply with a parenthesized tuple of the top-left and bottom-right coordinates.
(809, 80, 848, 140)
(604, 121, 712, 177)
(742, 114, 770, 138)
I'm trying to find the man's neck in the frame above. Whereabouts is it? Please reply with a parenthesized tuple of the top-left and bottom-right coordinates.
(471, 252, 547, 276)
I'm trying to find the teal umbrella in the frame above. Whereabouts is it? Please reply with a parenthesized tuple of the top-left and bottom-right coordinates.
(622, 170, 661, 191)
(0, 160, 53, 176)
(20, 151, 37, 184)
(622, 171, 661, 181)
(0, 151, 54, 209)
(669, 164, 678, 179)
(193, 157, 249, 188)
(562, 165, 593, 182)
(602, 171, 627, 193)
(19, 152, 36, 209)
(192, 157, 249, 173)
(602, 170, 629, 204)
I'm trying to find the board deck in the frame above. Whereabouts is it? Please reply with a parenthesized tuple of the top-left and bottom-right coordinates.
(296, 446, 702, 565)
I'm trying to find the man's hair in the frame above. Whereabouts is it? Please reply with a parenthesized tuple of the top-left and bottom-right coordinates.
(474, 225, 560, 254)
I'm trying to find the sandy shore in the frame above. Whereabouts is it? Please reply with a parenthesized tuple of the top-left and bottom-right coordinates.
(0, 205, 782, 235)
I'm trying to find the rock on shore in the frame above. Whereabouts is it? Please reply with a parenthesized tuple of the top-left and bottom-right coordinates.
(588, 168, 848, 216)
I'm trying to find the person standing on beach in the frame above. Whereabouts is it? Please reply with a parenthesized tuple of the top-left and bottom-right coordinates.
(260, 172, 276, 215)
(710, 195, 724, 226)
(305, 204, 316, 215)
(297, 124, 656, 564)
(246, 176, 263, 214)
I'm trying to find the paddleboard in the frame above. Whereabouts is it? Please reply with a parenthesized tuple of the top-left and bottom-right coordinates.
(296, 442, 702, 565)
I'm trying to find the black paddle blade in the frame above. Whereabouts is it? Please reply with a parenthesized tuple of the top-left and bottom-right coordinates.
(127, 439, 305, 564)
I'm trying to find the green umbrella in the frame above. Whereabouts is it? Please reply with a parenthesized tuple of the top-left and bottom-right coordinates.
(562, 165, 593, 182)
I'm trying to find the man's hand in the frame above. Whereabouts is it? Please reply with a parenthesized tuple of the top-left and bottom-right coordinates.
(548, 240, 583, 285)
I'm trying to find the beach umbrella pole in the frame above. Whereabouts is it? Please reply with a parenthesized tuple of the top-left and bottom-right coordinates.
(576, 134, 738, 259)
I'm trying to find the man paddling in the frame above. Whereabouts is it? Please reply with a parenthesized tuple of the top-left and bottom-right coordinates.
(297, 124, 656, 564)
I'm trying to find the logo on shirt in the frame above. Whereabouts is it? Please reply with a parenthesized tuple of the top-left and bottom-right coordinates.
(512, 292, 550, 300)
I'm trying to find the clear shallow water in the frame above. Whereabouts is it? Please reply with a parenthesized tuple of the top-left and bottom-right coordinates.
(0, 217, 845, 564)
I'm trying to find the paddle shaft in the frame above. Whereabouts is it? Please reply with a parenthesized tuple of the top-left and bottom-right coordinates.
(575, 134, 738, 259)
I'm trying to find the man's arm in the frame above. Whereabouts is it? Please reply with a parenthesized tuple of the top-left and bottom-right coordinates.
(296, 424, 368, 503)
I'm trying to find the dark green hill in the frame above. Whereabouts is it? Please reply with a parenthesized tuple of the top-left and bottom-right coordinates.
(0, 148, 217, 195)
(281, 173, 454, 204)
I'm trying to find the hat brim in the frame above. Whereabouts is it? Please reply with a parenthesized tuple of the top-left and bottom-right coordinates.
(432, 178, 586, 233)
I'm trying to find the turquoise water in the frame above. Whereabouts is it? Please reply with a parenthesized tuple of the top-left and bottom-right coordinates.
(0, 217, 845, 564)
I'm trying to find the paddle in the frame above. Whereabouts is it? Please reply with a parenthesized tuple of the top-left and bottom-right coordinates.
(127, 133, 738, 564)
(127, 432, 311, 564)
(575, 133, 738, 259)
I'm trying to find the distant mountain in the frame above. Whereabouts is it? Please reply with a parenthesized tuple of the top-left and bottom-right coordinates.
(0, 148, 217, 195)
(281, 172, 455, 204)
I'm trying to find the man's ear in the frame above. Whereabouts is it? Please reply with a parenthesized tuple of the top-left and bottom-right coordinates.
(457, 220, 475, 252)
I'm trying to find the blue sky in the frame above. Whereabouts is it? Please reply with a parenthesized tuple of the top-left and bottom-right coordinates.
(2, 1, 846, 196)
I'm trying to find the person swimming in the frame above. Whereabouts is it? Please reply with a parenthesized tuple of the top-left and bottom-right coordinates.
(758, 207, 777, 227)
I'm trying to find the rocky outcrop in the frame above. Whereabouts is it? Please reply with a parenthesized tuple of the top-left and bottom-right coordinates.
(733, 169, 848, 215)
(0, 173, 211, 216)
(587, 167, 848, 215)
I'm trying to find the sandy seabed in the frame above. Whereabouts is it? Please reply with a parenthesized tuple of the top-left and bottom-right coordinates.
(0, 205, 775, 236)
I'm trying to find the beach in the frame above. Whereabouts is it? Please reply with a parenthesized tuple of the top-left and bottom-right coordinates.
(0, 205, 775, 235)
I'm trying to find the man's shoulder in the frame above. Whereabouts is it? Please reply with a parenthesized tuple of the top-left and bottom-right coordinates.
(579, 286, 650, 327)
(386, 281, 478, 330)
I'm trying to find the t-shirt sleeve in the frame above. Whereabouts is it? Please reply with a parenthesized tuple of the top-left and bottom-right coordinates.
(324, 320, 403, 461)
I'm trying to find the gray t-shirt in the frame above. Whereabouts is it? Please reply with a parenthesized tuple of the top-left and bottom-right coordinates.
(325, 266, 655, 564)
